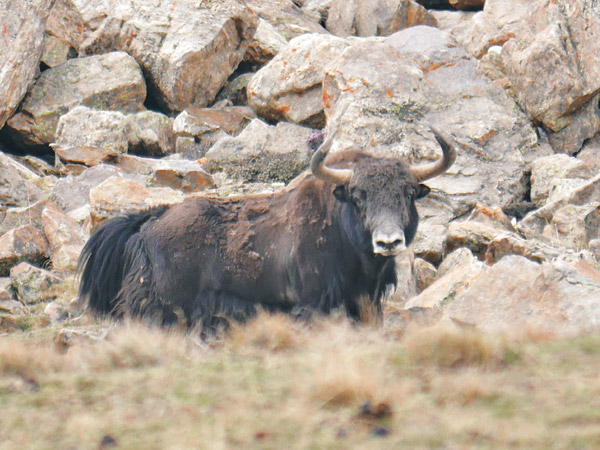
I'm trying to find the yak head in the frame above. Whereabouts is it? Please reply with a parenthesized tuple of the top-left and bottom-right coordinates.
(311, 128, 456, 258)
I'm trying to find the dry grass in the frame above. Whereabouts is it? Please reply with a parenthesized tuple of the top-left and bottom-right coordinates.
(2, 314, 600, 449)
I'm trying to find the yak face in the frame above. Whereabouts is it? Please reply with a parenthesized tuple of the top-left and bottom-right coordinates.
(333, 158, 430, 258)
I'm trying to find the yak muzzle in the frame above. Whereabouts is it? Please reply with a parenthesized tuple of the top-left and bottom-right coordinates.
(372, 228, 406, 257)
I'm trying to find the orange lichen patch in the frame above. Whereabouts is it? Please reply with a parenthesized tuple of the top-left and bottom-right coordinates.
(477, 129, 497, 145)
(386, 90, 394, 99)
(277, 105, 290, 115)
(322, 89, 334, 109)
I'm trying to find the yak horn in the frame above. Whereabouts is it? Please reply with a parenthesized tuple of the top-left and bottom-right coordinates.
(412, 127, 457, 182)
(311, 132, 354, 185)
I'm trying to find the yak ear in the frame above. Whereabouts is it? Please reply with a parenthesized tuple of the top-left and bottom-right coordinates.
(417, 184, 431, 199)
(333, 185, 348, 202)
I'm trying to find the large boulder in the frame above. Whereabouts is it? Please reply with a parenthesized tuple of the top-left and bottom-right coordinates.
(245, 0, 327, 40)
(48, 0, 258, 112)
(0, 0, 53, 130)
(424, 255, 600, 334)
(205, 119, 315, 183)
(6, 52, 145, 148)
(321, 26, 551, 260)
(501, 0, 600, 154)
(247, 34, 352, 127)
(0, 152, 47, 209)
(0, 225, 49, 277)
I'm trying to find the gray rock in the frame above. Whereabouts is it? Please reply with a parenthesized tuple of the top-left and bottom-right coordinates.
(441, 256, 600, 334)
(0, 152, 46, 209)
(126, 110, 176, 157)
(248, 33, 352, 127)
(326, 0, 436, 37)
(205, 119, 316, 183)
(530, 154, 594, 208)
(244, 18, 289, 66)
(0, 225, 49, 277)
(6, 52, 145, 147)
(0, 0, 53, 129)
(41, 204, 87, 272)
(10, 262, 61, 305)
(52, 0, 258, 113)
(41, 33, 73, 68)
(501, 0, 600, 154)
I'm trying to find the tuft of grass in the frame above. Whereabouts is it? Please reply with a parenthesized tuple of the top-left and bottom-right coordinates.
(403, 325, 523, 369)
(226, 312, 305, 353)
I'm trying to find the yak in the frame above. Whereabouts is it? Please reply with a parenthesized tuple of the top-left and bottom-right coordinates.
(78, 128, 456, 331)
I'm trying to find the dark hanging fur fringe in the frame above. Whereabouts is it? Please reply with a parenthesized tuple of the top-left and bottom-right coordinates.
(78, 206, 169, 316)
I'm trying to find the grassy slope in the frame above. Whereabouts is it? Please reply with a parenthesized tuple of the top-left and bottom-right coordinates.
(1, 314, 600, 449)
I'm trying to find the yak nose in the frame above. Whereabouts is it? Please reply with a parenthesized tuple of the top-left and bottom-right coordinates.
(372, 230, 406, 256)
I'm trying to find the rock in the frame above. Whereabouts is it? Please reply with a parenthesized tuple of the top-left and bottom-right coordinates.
(449, 0, 530, 59)
(0, 152, 46, 209)
(0, 200, 58, 237)
(0, 278, 16, 301)
(10, 262, 61, 305)
(205, 119, 315, 183)
(16, 155, 60, 177)
(126, 111, 176, 157)
(413, 257, 437, 292)
(89, 176, 185, 228)
(445, 205, 516, 258)
(530, 154, 594, 208)
(326, 0, 436, 37)
(577, 135, 600, 172)
(173, 106, 254, 154)
(214, 73, 255, 106)
(117, 155, 215, 193)
(6, 52, 146, 148)
(56, 0, 258, 113)
(405, 247, 485, 309)
(0, 225, 49, 277)
(41, 204, 87, 272)
(248, 34, 352, 127)
(449, 0, 484, 8)
(501, 0, 600, 154)
(54, 107, 129, 155)
(440, 255, 600, 334)
(431, 10, 477, 32)
(51, 164, 124, 212)
(246, 0, 327, 41)
(0, 0, 53, 129)
(519, 174, 600, 250)
(53, 145, 121, 170)
(485, 233, 563, 265)
(42, 300, 68, 324)
(321, 26, 549, 258)
(244, 18, 289, 67)
(41, 33, 73, 68)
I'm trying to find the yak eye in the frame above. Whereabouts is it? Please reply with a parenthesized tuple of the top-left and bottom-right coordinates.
(350, 188, 366, 206)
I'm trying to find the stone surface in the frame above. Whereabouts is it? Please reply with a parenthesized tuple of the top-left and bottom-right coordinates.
(0, 0, 53, 129)
(441, 256, 600, 334)
(0, 277, 16, 302)
(6, 52, 145, 147)
(54, 106, 129, 153)
(326, 0, 436, 37)
(10, 262, 61, 305)
(530, 154, 594, 207)
(413, 257, 437, 293)
(247, 34, 351, 127)
(0, 200, 57, 237)
(244, 18, 289, 66)
(126, 110, 176, 157)
(0, 225, 49, 277)
(89, 176, 185, 228)
(41, 33, 72, 68)
(246, 0, 327, 40)
(519, 174, 600, 250)
(41, 204, 87, 272)
(53, 0, 258, 113)
(205, 119, 315, 183)
(0, 152, 47, 209)
(501, 0, 600, 154)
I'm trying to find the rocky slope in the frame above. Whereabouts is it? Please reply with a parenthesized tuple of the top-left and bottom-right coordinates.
(1, 0, 600, 334)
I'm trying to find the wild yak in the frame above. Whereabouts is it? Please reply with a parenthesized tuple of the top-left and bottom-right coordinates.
(78, 128, 456, 330)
